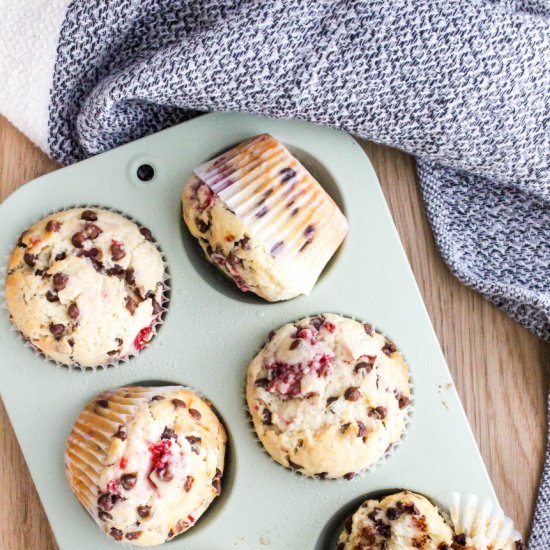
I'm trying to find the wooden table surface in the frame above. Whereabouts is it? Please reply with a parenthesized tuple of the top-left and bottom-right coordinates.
(1, 115, 548, 550)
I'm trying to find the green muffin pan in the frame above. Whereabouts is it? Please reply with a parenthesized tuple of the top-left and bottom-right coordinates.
(0, 113, 496, 549)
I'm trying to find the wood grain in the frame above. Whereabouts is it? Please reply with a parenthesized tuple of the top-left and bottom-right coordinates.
(0, 116, 548, 549)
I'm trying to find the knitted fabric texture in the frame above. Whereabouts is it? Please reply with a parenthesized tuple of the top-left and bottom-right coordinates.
(46, 0, 549, 546)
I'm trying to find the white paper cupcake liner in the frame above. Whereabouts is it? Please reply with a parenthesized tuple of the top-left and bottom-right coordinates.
(244, 312, 414, 480)
(441, 492, 523, 549)
(2, 204, 171, 371)
(193, 134, 348, 296)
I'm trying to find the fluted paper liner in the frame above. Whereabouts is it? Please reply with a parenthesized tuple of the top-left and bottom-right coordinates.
(442, 492, 523, 549)
(194, 134, 348, 295)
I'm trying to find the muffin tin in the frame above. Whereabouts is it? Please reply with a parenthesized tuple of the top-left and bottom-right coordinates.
(0, 113, 496, 549)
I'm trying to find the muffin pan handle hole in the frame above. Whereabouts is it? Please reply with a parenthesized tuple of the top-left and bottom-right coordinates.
(136, 164, 155, 182)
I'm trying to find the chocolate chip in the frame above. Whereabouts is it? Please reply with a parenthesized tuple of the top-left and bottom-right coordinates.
(68, 303, 79, 319)
(196, 218, 210, 233)
(288, 459, 301, 471)
(382, 341, 397, 356)
(158, 467, 173, 482)
(514, 542, 526, 550)
(114, 429, 127, 441)
(438, 545, 451, 550)
(71, 232, 85, 248)
(78, 247, 99, 258)
(386, 506, 402, 520)
(368, 406, 387, 420)
(49, 323, 65, 339)
(67, 338, 75, 347)
(91, 259, 104, 273)
(453, 533, 467, 546)
(53, 272, 68, 290)
(344, 515, 353, 532)
(189, 408, 201, 421)
(380, 542, 388, 550)
(137, 505, 151, 519)
(289, 339, 300, 351)
(110, 528, 123, 541)
(255, 378, 269, 389)
(309, 316, 324, 330)
(125, 268, 136, 285)
(97, 399, 109, 408)
(121, 473, 137, 490)
(315, 472, 329, 480)
(126, 531, 142, 541)
(304, 224, 315, 237)
(23, 253, 36, 267)
(357, 421, 367, 438)
(97, 493, 114, 511)
(211, 469, 222, 494)
(161, 427, 176, 440)
(344, 387, 362, 401)
(354, 361, 373, 375)
(326, 396, 338, 406)
(81, 210, 98, 221)
(172, 398, 186, 409)
(125, 296, 137, 315)
(46, 220, 61, 232)
(397, 394, 411, 409)
(184, 475, 194, 492)
(110, 242, 126, 261)
(107, 264, 124, 277)
(186, 435, 201, 445)
(237, 235, 250, 250)
(83, 223, 102, 240)
(98, 510, 113, 522)
(343, 472, 355, 480)
(262, 408, 272, 425)
(140, 227, 153, 241)
(151, 395, 164, 401)
(340, 423, 350, 433)
(46, 290, 59, 302)
(55, 252, 66, 261)
(363, 323, 373, 336)
(376, 521, 391, 538)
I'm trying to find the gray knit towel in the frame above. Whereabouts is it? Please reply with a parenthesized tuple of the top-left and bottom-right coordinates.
(1, 0, 549, 546)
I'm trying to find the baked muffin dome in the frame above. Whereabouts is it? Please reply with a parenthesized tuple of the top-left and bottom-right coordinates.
(65, 386, 226, 546)
(5, 208, 165, 367)
(337, 491, 454, 549)
(182, 134, 348, 302)
(246, 314, 411, 478)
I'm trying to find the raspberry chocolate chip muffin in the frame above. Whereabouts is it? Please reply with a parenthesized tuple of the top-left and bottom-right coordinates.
(5, 208, 165, 367)
(337, 491, 454, 550)
(65, 386, 226, 546)
(182, 134, 348, 302)
(246, 313, 411, 478)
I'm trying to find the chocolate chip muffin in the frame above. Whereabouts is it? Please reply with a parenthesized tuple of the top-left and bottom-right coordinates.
(65, 386, 226, 546)
(337, 491, 454, 549)
(182, 134, 348, 302)
(246, 314, 411, 478)
(5, 208, 165, 367)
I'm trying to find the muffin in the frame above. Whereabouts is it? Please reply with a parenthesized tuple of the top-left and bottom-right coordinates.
(181, 134, 348, 301)
(5, 208, 165, 367)
(246, 314, 411, 478)
(65, 386, 227, 546)
(337, 491, 454, 549)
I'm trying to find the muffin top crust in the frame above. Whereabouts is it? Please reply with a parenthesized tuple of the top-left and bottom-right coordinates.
(337, 491, 454, 550)
(246, 313, 411, 478)
(5, 208, 165, 367)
